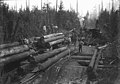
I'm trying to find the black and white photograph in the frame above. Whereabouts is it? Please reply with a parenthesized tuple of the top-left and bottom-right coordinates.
(0, 0, 120, 84)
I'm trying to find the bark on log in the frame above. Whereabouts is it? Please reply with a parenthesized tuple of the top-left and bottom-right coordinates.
(78, 54, 93, 56)
(44, 33, 63, 39)
(71, 56, 92, 60)
(0, 42, 20, 50)
(0, 45, 29, 58)
(89, 49, 98, 67)
(97, 64, 116, 68)
(27, 47, 74, 74)
(0, 50, 36, 64)
(77, 60, 103, 65)
(49, 39, 64, 46)
(38, 47, 75, 70)
(20, 47, 67, 78)
(77, 60, 91, 63)
(98, 44, 108, 49)
(35, 33, 63, 40)
(94, 50, 102, 70)
(20, 47, 75, 83)
(45, 35, 64, 42)
(34, 47, 67, 63)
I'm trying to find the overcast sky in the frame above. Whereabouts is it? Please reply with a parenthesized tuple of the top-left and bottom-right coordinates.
(3, 0, 120, 16)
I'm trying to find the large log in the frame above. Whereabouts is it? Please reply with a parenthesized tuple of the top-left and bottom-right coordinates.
(45, 35, 64, 42)
(49, 39, 64, 46)
(44, 33, 63, 39)
(89, 49, 98, 67)
(97, 64, 116, 68)
(20, 47, 75, 83)
(94, 50, 102, 70)
(0, 45, 29, 58)
(0, 50, 36, 65)
(71, 56, 92, 60)
(98, 44, 108, 49)
(20, 47, 67, 78)
(77, 60, 91, 63)
(34, 47, 67, 62)
(38, 47, 75, 70)
(35, 33, 63, 40)
(0, 42, 20, 50)
(36, 47, 74, 71)
(77, 60, 103, 66)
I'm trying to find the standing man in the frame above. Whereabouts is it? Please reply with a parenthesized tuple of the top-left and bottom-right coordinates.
(54, 25, 58, 33)
(43, 25, 47, 35)
(78, 40, 83, 53)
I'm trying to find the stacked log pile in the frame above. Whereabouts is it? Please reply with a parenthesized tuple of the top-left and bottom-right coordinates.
(0, 33, 74, 84)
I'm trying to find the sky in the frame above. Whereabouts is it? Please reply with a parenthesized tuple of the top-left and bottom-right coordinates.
(3, 0, 120, 17)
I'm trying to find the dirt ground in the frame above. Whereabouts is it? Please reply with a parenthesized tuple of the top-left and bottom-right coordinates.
(30, 46, 119, 84)
(32, 58, 87, 84)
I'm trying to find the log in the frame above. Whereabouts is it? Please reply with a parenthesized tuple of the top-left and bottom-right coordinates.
(71, 56, 92, 60)
(89, 49, 98, 67)
(38, 47, 75, 70)
(35, 33, 63, 40)
(77, 60, 91, 63)
(94, 50, 102, 70)
(31, 47, 75, 73)
(49, 39, 64, 46)
(78, 54, 93, 56)
(0, 45, 29, 58)
(20, 47, 75, 83)
(0, 42, 20, 50)
(20, 47, 67, 77)
(44, 33, 63, 39)
(97, 65, 116, 68)
(0, 50, 36, 64)
(45, 35, 64, 42)
(77, 60, 103, 65)
(34, 47, 67, 62)
(98, 44, 108, 49)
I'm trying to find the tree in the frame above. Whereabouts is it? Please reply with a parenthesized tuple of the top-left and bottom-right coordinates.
(0, 2, 80, 43)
